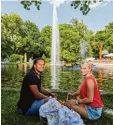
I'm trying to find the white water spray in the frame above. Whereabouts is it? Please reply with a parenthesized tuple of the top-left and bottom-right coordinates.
(50, 0, 66, 89)
(51, 2, 60, 66)
(51, 2, 60, 89)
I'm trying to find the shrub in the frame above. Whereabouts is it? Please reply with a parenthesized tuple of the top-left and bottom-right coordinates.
(9, 54, 23, 63)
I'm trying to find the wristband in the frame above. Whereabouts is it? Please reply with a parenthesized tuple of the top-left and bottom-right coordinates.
(75, 100, 79, 105)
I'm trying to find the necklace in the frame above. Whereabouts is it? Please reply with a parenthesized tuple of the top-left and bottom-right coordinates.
(33, 70, 40, 79)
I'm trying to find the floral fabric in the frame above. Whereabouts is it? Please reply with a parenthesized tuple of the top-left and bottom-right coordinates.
(39, 98, 84, 125)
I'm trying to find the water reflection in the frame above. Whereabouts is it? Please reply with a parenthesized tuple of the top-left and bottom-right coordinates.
(98, 69, 103, 86)
(1, 64, 113, 92)
(94, 67, 113, 92)
(23, 64, 27, 74)
(17, 63, 32, 73)
(17, 63, 23, 72)
(51, 65, 60, 89)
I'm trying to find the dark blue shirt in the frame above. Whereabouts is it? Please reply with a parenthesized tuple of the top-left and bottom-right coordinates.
(17, 69, 41, 114)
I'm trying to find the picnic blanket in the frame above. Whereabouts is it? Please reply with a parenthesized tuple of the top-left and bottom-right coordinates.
(39, 98, 84, 125)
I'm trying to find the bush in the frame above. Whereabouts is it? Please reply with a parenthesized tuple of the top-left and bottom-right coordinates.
(45, 58, 51, 63)
(9, 54, 23, 63)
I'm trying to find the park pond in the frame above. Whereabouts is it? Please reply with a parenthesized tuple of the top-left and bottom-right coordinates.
(1, 63, 113, 93)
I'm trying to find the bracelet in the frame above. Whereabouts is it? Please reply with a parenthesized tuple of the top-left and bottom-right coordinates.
(75, 100, 79, 105)
(76, 99, 80, 105)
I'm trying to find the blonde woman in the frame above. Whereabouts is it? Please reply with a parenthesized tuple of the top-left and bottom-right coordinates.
(65, 61, 104, 120)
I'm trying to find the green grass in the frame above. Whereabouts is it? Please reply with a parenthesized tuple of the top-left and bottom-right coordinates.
(1, 89, 113, 125)
(102, 93, 113, 110)
(1, 90, 41, 125)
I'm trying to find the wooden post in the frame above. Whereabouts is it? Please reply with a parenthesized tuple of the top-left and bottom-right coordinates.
(99, 43, 102, 62)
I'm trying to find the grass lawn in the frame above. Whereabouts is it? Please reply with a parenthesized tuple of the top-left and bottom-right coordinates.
(1, 89, 113, 125)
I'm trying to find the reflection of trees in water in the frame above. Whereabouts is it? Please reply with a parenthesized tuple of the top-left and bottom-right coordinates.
(1, 65, 24, 88)
(96, 67, 113, 92)
(17, 63, 32, 74)
(1, 65, 113, 92)
(17, 64, 23, 72)
(98, 69, 103, 86)
(23, 64, 27, 74)
(59, 71, 82, 91)
(41, 66, 51, 89)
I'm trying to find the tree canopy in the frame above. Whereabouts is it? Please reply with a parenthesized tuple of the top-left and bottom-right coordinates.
(1, 13, 113, 62)
(20, 0, 103, 15)
(1, 14, 41, 61)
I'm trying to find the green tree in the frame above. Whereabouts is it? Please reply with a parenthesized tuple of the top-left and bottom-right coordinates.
(1, 13, 24, 59)
(104, 22, 113, 53)
(40, 26, 52, 58)
(16, 21, 40, 59)
(94, 22, 113, 57)
(1, 14, 41, 61)
(21, 0, 103, 15)
(71, 19, 94, 58)
(59, 23, 81, 62)
(85, 30, 95, 57)
(21, 0, 41, 10)
(71, 0, 102, 15)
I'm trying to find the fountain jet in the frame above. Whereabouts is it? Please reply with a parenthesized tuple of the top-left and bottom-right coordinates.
(51, 1, 61, 89)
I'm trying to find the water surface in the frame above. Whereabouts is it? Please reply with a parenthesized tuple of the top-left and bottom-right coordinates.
(1, 64, 113, 92)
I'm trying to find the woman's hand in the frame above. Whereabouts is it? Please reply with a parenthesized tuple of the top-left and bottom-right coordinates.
(76, 95, 80, 100)
(65, 99, 76, 109)
(68, 92, 74, 96)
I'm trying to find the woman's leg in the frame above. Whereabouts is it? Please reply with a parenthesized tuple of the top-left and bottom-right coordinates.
(65, 99, 88, 119)
(26, 99, 45, 115)
(71, 104, 88, 119)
